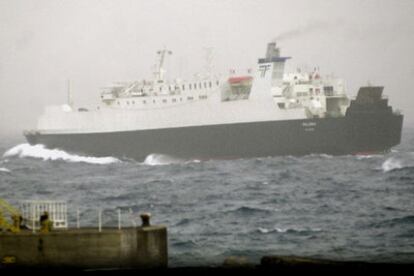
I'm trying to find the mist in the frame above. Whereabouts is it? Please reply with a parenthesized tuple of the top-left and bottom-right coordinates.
(1, 0, 414, 136)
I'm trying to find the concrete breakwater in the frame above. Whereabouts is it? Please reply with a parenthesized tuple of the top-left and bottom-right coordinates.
(0, 225, 167, 269)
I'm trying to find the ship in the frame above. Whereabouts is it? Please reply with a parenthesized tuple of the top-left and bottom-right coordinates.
(24, 42, 403, 161)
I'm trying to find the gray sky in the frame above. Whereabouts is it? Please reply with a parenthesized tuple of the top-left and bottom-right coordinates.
(1, 0, 413, 136)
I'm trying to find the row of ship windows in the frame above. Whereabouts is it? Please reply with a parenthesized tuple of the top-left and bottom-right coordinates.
(182, 81, 219, 91)
(137, 81, 220, 93)
(297, 90, 334, 97)
(117, 95, 208, 105)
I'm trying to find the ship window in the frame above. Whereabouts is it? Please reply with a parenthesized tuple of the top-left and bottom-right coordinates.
(203, 82, 207, 88)
(143, 100, 146, 104)
(117, 101, 120, 105)
(199, 83, 202, 89)
(153, 100, 156, 103)
(323, 86, 334, 96)
(132, 101, 135, 104)
(180, 98, 182, 101)
(182, 85, 185, 91)
(199, 95, 207, 99)
(216, 80, 219, 86)
(277, 102, 285, 109)
(187, 96, 194, 100)
(209, 81, 212, 88)
(172, 98, 177, 102)
(162, 99, 167, 103)
(194, 83, 197, 89)
(189, 84, 192, 90)
(159, 87, 162, 92)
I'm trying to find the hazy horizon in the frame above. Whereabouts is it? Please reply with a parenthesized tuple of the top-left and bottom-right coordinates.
(1, 0, 413, 136)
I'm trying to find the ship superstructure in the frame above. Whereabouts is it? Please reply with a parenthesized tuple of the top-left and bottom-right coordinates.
(25, 42, 403, 160)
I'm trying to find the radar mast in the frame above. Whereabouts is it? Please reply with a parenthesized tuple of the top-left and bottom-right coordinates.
(154, 47, 172, 83)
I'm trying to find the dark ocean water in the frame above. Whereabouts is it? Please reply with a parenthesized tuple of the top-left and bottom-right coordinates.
(1, 128, 414, 266)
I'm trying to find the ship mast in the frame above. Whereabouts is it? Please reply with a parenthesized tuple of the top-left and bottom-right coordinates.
(203, 47, 214, 79)
(154, 47, 172, 83)
(67, 79, 73, 107)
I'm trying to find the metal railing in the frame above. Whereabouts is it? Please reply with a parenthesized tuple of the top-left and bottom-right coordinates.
(2, 199, 149, 233)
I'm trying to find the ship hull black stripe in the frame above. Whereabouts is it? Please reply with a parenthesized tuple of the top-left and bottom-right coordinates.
(24, 114, 403, 161)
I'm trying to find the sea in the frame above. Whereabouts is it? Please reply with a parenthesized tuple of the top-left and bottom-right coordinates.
(1, 128, 413, 266)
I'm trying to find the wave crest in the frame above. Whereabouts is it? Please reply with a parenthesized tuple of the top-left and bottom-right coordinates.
(142, 154, 184, 166)
(142, 154, 200, 166)
(382, 157, 403, 172)
(227, 206, 278, 215)
(258, 226, 322, 234)
(2, 144, 119, 165)
(0, 167, 10, 173)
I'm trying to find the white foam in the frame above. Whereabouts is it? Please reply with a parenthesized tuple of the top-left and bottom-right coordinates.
(356, 154, 382, 160)
(3, 144, 119, 165)
(142, 154, 200, 166)
(258, 227, 270, 234)
(274, 227, 289, 233)
(142, 154, 181, 166)
(382, 157, 403, 172)
(0, 167, 10, 173)
(305, 153, 333, 159)
(258, 225, 322, 234)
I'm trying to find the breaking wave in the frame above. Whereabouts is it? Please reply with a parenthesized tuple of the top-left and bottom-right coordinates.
(381, 155, 414, 172)
(142, 153, 200, 166)
(2, 144, 119, 165)
(258, 226, 323, 234)
(0, 167, 10, 173)
(304, 153, 333, 159)
(356, 154, 383, 160)
(142, 154, 184, 166)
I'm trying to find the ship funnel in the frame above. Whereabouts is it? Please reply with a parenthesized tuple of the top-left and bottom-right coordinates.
(265, 42, 280, 61)
(256, 42, 291, 87)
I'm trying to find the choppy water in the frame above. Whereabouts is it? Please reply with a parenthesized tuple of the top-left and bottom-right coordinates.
(1, 129, 414, 266)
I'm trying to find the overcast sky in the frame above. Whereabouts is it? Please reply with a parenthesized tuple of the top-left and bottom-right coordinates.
(0, 0, 413, 136)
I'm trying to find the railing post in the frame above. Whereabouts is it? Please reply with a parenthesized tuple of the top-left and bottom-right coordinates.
(77, 209, 80, 229)
(32, 206, 35, 233)
(98, 209, 102, 232)
(118, 209, 121, 230)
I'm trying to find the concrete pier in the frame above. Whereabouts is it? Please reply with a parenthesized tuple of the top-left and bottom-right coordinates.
(0, 226, 167, 269)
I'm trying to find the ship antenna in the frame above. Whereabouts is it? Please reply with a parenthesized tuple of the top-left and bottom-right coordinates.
(203, 47, 214, 79)
(154, 47, 172, 83)
(67, 79, 73, 107)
